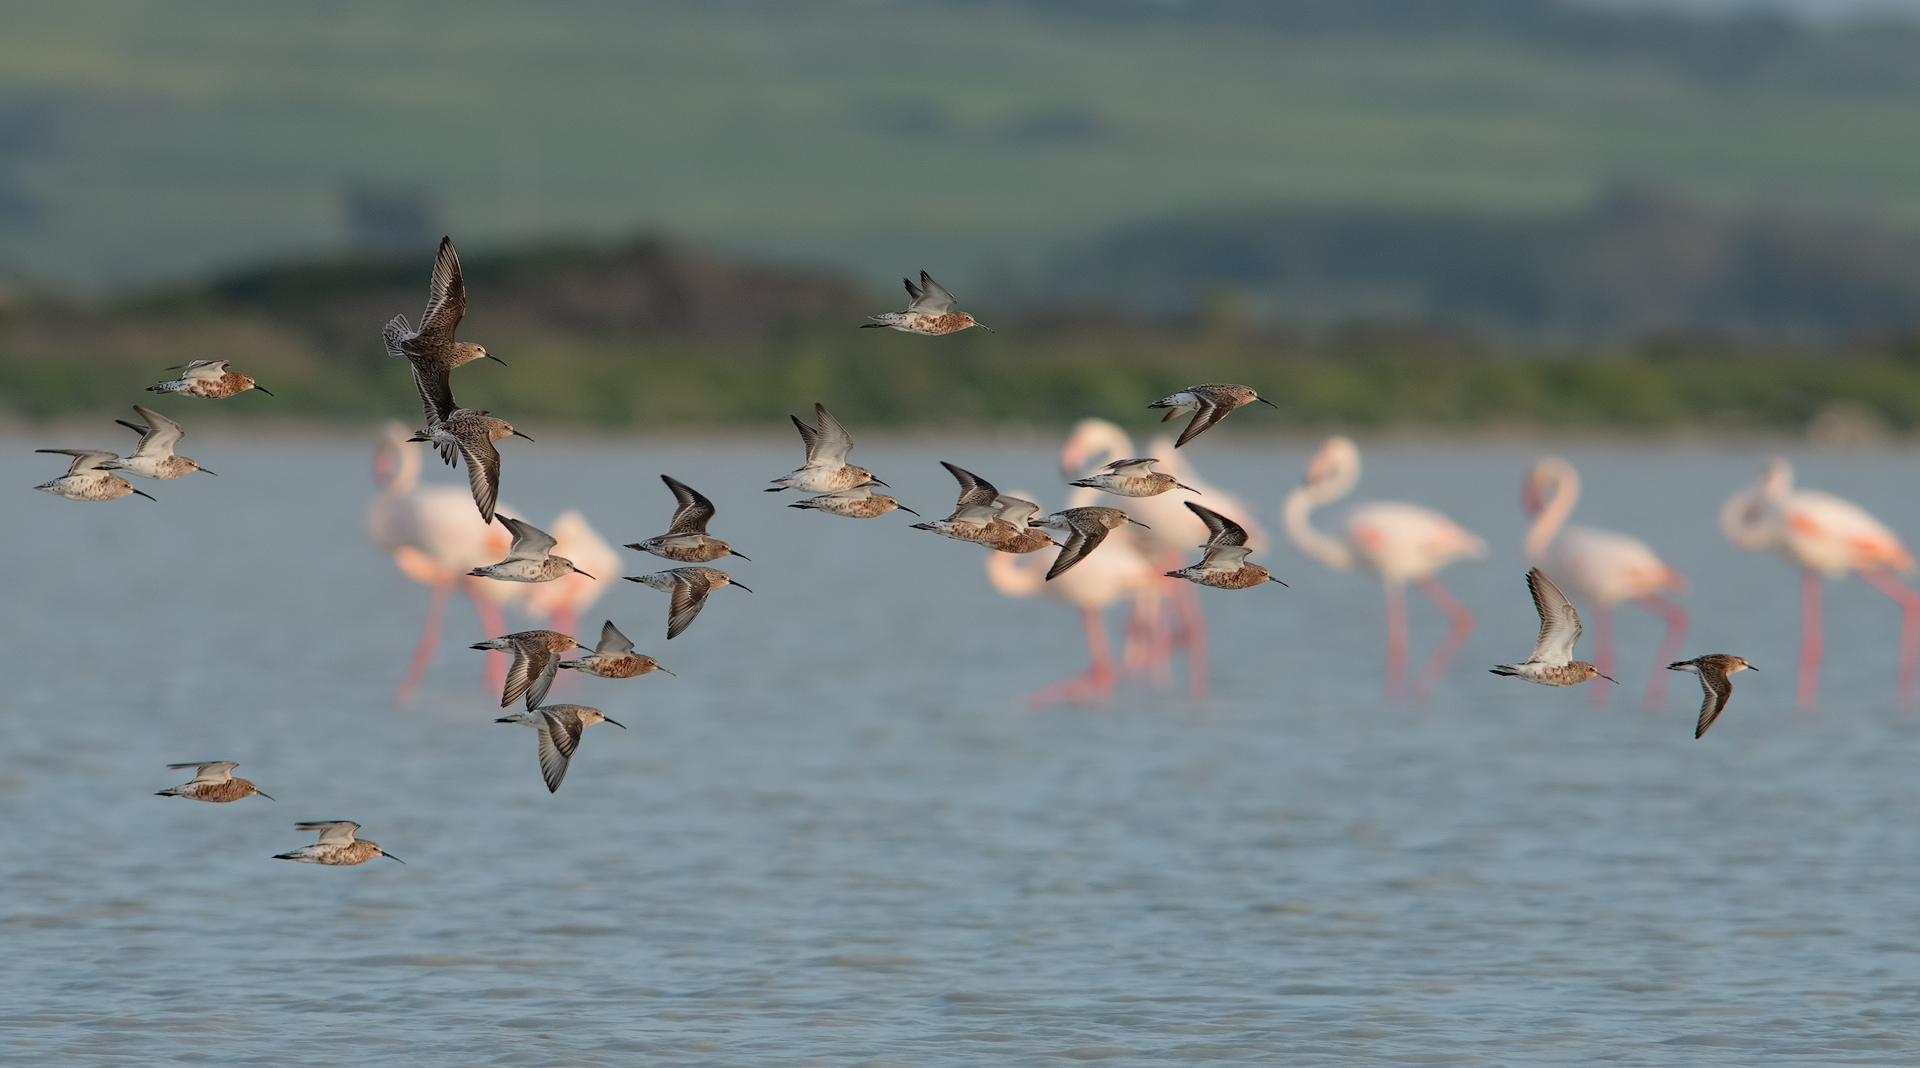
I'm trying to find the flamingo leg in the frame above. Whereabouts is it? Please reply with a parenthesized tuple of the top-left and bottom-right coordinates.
(1799, 569, 1823, 711)
(1411, 576, 1473, 701)
(1383, 579, 1409, 701)
(466, 579, 509, 696)
(1588, 602, 1615, 707)
(1120, 593, 1165, 685)
(392, 577, 454, 708)
(1176, 577, 1208, 702)
(1634, 594, 1690, 710)
(1856, 567, 1920, 708)
(1027, 606, 1116, 709)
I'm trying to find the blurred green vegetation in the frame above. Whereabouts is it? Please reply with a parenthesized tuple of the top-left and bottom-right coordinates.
(7, 292, 1920, 435)
(3, 1, 1920, 289)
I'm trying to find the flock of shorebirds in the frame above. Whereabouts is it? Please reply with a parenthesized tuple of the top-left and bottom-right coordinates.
(36, 239, 1914, 866)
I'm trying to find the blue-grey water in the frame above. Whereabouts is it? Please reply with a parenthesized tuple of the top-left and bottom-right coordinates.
(7, 433, 1920, 1066)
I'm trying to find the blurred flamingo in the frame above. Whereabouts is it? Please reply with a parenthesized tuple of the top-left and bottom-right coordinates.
(1282, 437, 1485, 700)
(1522, 456, 1689, 708)
(522, 509, 622, 638)
(1060, 419, 1266, 698)
(986, 483, 1161, 708)
(369, 423, 526, 706)
(1722, 457, 1917, 708)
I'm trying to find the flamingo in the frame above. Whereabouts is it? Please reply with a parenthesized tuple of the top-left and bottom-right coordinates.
(985, 485, 1161, 708)
(522, 509, 622, 640)
(1522, 456, 1689, 708)
(1721, 458, 1917, 708)
(1059, 419, 1266, 698)
(1281, 437, 1486, 700)
(369, 423, 526, 706)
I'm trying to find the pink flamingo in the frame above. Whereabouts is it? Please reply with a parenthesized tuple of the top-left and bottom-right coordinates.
(1281, 437, 1486, 700)
(369, 423, 526, 706)
(1721, 458, 1917, 708)
(517, 509, 621, 700)
(985, 484, 1160, 708)
(1060, 419, 1266, 698)
(1522, 456, 1689, 708)
(521, 509, 621, 638)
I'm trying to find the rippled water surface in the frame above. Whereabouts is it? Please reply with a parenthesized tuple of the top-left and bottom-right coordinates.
(8, 434, 1920, 1066)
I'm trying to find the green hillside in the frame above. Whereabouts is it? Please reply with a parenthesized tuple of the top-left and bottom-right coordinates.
(3, 1, 1920, 289)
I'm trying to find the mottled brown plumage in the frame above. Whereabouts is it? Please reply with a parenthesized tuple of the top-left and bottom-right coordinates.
(625, 566, 752, 639)
(1166, 502, 1283, 590)
(384, 236, 505, 426)
(1148, 383, 1277, 448)
(33, 449, 154, 502)
(861, 272, 991, 335)
(627, 475, 747, 563)
(1030, 506, 1146, 581)
(147, 360, 271, 399)
(273, 821, 403, 865)
(788, 485, 917, 519)
(155, 761, 273, 803)
(556, 620, 672, 680)
(471, 629, 587, 710)
(409, 408, 531, 523)
(1668, 654, 1756, 738)
(1491, 568, 1617, 688)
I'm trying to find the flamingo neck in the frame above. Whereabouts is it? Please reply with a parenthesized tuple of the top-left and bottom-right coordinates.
(1282, 482, 1354, 571)
(1061, 420, 1134, 478)
(376, 432, 421, 500)
(1524, 462, 1578, 564)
